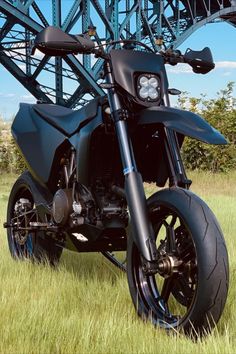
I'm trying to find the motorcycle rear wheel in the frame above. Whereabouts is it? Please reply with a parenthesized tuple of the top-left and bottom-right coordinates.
(127, 187, 229, 336)
(7, 171, 62, 265)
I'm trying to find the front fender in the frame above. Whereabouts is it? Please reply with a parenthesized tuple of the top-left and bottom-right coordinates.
(137, 106, 227, 145)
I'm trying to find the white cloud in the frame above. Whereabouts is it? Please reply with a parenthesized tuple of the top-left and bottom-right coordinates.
(166, 61, 236, 75)
(222, 71, 232, 77)
(166, 65, 192, 74)
(215, 61, 236, 69)
(20, 94, 35, 101)
(5, 93, 16, 98)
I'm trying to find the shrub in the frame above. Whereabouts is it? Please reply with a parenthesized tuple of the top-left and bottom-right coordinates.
(179, 82, 236, 172)
(0, 120, 26, 174)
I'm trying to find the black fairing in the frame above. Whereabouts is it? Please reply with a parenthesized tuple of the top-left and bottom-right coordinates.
(132, 106, 227, 186)
(12, 100, 103, 187)
(12, 100, 227, 192)
(12, 101, 173, 190)
(12, 103, 70, 185)
(136, 106, 227, 144)
(12, 99, 124, 189)
(33, 97, 101, 137)
(110, 49, 168, 106)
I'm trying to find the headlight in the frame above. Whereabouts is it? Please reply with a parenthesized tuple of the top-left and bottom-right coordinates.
(137, 74, 161, 102)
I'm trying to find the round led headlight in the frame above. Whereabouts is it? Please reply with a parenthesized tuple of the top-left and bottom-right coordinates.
(137, 74, 161, 102)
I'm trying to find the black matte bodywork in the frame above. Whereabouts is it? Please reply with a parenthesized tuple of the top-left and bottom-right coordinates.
(130, 105, 226, 186)
(110, 49, 168, 106)
(12, 99, 104, 187)
(12, 103, 67, 186)
(33, 97, 101, 137)
(12, 98, 226, 192)
(136, 106, 227, 145)
(12, 99, 124, 189)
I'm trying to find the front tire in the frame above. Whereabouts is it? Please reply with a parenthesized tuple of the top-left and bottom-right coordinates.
(127, 187, 229, 336)
(7, 171, 62, 265)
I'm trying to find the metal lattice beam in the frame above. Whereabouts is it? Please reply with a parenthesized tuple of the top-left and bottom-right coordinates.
(0, 0, 236, 108)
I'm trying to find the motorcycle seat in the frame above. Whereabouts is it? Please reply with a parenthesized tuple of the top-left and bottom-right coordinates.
(33, 97, 104, 136)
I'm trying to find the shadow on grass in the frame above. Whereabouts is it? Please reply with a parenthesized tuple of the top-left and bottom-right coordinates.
(59, 249, 125, 283)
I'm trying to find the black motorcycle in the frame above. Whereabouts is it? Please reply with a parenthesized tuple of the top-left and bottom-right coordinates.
(4, 26, 229, 336)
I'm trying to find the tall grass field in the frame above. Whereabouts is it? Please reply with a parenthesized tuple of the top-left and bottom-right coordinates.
(0, 172, 236, 354)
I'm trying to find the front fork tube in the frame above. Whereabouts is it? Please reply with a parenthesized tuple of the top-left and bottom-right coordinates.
(105, 62, 158, 268)
(116, 119, 158, 266)
(164, 128, 192, 189)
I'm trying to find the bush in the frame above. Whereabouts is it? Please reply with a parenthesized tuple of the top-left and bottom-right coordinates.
(179, 82, 236, 172)
(0, 120, 26, 174)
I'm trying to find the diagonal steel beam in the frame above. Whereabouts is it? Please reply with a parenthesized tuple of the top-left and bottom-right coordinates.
(62, 0, 82, 32)
(31, 54, 50, 80)
(0, 45, 53, 103)
(64, 7, 83, 33)
(32, 2, 49, 27)
(24, 0, 35, 10)
(1, 0, 236, 110)
(0, 0, 104, 103)
(91, 0, 114, 36)
(140, 8, 157, 50)
(64, 86, 86, 108)
(0, 18, 15, 41)
(119, 2, 139, 36)
(64, 54, 104, 97)
(0, 1, 42, 33)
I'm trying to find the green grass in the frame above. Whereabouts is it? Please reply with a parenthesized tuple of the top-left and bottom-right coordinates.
(0, 172, 236, 354)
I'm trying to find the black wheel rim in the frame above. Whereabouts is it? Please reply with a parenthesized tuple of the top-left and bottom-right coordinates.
(132, 204, 197, 328)
(9, 186, 36, 259)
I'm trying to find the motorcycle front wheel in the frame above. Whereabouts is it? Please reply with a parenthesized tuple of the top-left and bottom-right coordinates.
(127, 187, 229, 336)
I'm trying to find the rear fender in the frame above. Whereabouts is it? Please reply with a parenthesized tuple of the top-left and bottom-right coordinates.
(137, 106, 227, 145)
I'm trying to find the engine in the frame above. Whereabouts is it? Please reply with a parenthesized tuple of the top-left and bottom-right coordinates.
(51, 148, 128, 232)
(52, 183, 97, 228)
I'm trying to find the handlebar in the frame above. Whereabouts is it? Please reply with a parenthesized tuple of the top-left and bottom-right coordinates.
(160, 47, 215, 74)
(33, 27, 215, 75)
(159, 48, 184, 65)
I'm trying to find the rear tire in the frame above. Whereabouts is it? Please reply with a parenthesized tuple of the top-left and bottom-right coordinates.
(127, 187, 229, 336)
(7, 171, 62, 265)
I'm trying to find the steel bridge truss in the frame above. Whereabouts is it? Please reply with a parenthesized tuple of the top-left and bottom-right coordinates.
(0, 0, 236, 108)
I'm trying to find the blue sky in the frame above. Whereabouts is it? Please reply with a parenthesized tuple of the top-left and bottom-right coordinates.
(0, 19, 236, 120)
(167, 22, 236, 104)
